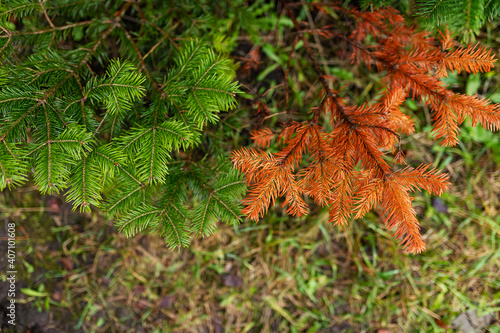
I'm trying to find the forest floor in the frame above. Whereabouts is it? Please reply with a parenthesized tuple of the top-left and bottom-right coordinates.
(0, 118, 499, 332)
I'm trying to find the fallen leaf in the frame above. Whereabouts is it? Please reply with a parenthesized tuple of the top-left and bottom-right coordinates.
(60, 257, 73, 271)
(222, 273, 243, 287)
(159, 295, 175, 309)
(432, 198, 448, 213)
(52, 290, 62, 302)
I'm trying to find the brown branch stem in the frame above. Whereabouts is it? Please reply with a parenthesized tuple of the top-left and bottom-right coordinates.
(286, 6, 349, 123)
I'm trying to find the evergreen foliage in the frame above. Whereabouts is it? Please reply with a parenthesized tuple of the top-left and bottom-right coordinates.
(0, 0, 251, 249)
(415, 0, 500, 41)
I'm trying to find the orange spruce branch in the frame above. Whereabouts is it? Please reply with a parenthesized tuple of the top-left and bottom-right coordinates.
(275, 122, 312, 169)
(346, 9, 500, 147)
(298, 124, 337, 206)
(350, 127, 392, 178)
(280, 169, 309, 217)
(251, 128, 276, 148)
(231, 4, 498, 253)
(328, 168, 355, 226)
(240, 167, 280, 221)
(429, 96, 461, 146)
(439, 43, 496, 75)
(381, 178, 426, 254)
(231, 147, 277, 184)
(353, 177, 383, 219)
(448, 94, 500, 131)
(391, 164, 451, 196)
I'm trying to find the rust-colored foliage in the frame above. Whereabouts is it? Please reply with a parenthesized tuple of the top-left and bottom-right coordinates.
(231, 5, 500, 253)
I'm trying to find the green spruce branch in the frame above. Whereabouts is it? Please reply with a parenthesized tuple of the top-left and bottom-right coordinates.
(0, 0, 249, 249)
